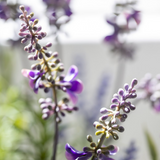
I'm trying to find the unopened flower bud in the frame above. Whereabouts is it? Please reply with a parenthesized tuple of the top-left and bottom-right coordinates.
(90, 142, 96, 148)
(87, 135, 93, 142)
(34, 19, 39, 25)
(46, 42, 52, 48)
(19, 5, 25, 11)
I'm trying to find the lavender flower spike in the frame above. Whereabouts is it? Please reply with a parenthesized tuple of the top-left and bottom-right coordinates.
(62, 65, 83, 104)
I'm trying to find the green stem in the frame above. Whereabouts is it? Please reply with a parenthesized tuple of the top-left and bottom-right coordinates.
(51, 87, 59, 160)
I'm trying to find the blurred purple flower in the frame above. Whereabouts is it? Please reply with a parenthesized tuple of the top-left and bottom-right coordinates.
(104, 8, 141, 59)
(65, 143, 92, 160)
(137, 73, 160, 112)
(22, 69, 44, 94)
(0, 2, 9, 20)
(119, 141, 137, 160)
(62, 65, 83, 104)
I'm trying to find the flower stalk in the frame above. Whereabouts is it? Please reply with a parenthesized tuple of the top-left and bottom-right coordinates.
(19, 5, 83, 160)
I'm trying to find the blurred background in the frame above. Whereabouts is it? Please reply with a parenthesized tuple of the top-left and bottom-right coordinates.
(0, 0, 160, 160)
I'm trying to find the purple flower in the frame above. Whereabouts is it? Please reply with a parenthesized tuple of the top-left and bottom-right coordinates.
(65, 143, 118, 160)
(43, 0, 72, 17)
(21, 69, 44, 94)
(62, 65, 83, 104)
(65, 143, 92, 160)
(0, 2, 9, 20)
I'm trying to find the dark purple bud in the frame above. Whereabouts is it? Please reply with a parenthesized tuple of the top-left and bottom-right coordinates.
(31, 64, 37, 70)
(26, 34, 31, 39)
(73, 106, 78, 111)
(52, 52, 58, 57)
(46, 42, 52, 48)
(50, 63, 56, 68)
(99, 115, 108, 121)
(124, 83, 129, 91)
(44, 87, 50, 93)
(60, 111, 65, 116)
(41, 32, 47, 37)
(128, 93, 137, 98)
(129, 104, 136, 110)
(131, 78, 138, 88)
(111, 98, 119, 103)
(33, 26, 38, 31)
(39, 81, 44, 88)
(37, 35, 42, 40)
(55, 59, 60, 64)
(118, 88, 124, 96)
(21, 38, 28, 43)
(37, 26, 42, 32)
(100, 107, 108, 114)
(32, 48, 36, 52)
(43, 46, 47, 50)
(45, 52, 51, 57)
(34, 54, 38, 60)
(118, 126, 124, 132)
(110, 104, 117, 109)
(122, 114, 127, 119)
(39, 52, 43, 59)
(37, 64, 41, 70)
(28, 44, 32, 51)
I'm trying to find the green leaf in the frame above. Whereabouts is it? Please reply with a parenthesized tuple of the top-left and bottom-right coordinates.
(144, 129, 158, 160)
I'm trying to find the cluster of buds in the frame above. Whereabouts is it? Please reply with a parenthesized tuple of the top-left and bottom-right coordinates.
(42, 0, 72, 31)
(65, 79, 138, 160)
(104, 0, 141, 59)
(137, 73, 160, 112)
(94, 78, 137, 140)
(39, 97, 78, 121)
(19, 5, 83, 120)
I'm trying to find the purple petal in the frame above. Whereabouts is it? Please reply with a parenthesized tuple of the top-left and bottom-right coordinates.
(69, 80, 83, 94)
(65, 143, 86, 160)
(67, 90, 78, 104)
(104, 35, 117, 43)
(21, 69, 30, 78)
(34, 77, 41, 94)
(29, 70, 39, 79)
(64, 65, 78, 82)
(29, 79, 34, 89)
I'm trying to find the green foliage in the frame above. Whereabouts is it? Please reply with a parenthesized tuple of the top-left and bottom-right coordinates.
(144, 129, 158, 160)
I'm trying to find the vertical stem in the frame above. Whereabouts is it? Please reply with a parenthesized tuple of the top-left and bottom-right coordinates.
(52, 86, 59, 160)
